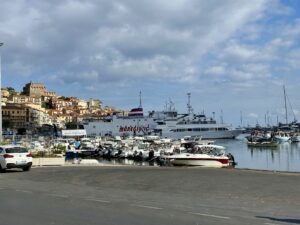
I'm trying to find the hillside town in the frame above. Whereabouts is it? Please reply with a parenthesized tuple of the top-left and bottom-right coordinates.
(1, 81, 117, 135)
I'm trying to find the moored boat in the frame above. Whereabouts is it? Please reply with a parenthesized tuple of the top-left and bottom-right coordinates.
(274, 132, 290, 142)
(162, 144, 236, 168)
(247, 141, 278, 148)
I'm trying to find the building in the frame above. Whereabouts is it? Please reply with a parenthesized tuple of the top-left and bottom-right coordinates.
(22, 82, 56, 97)
(2, 103, 54, 131)
(2, 103, 29, 130)
(87, 99, 102, 110)
(1, 89, 10, 105)
(50, 97, 74, 111)
(11, 95, 42, 106)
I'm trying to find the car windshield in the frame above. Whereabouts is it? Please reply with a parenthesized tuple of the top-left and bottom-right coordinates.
(5, 147, 28, 153)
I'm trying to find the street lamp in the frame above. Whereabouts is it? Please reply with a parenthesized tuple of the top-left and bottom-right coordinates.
(0, 42, 3, 143)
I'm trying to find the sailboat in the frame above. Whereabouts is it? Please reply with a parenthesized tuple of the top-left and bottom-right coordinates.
(275, 85, 295, 142)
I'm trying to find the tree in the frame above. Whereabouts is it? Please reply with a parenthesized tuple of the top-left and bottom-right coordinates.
(65, 122, 78, 129)
(3, 120, 11, 129)
(6, 87, 18, 96)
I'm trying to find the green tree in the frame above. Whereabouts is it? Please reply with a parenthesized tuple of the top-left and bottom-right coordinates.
(3, 119, 11, 129)
(65, 122, 78, 129)
(6, 87, 18, 96)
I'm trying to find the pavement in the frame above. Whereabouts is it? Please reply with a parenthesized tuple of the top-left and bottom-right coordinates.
(0, 166, 300, 225)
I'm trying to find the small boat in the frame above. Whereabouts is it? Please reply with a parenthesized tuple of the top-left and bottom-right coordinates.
(246, 132, 278, 147)
(162, 144, 236, 168)
(247, 141, 278, 148)
(274, 132, 290, 142)
(291, 133, 300, 142)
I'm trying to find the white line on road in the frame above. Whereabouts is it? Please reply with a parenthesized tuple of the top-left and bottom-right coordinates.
(15, 189, 33, 194)
(47, 194, 69, 198)
(264, 223, 281, 225)
(131, 204, 163, 210)
(85, 198, 111, 203)
(189, 212, 231, 220)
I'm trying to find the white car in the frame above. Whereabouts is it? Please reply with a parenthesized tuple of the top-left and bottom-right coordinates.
(0, 145, 32, 172)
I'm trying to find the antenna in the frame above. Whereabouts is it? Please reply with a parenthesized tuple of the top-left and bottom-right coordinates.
(240, 111, 243, 127)
(139, 91, 142, 108)
(220, 109, 223, 124)
(187, 93, 193, 114)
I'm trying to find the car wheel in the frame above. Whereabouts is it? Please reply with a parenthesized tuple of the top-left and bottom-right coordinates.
(22, 166, 31, 172)
(0, 165, 6, 173)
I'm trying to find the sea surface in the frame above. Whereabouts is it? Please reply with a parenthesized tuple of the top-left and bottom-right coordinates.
(97, 134, 300, 173)
(215, 135, 300, 173)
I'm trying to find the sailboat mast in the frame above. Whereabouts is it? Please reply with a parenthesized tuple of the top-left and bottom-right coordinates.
(283, 85, 288, 124)
(187, 93, 192, 115)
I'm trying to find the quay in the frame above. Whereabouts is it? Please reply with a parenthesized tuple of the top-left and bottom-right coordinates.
(0, 166, 299, 225)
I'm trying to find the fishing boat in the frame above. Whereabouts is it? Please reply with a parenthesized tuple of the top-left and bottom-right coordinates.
(246, 131, 278, 147)
(247, 141, 278, 148)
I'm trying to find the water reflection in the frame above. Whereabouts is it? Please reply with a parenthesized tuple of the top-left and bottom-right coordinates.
(215, 138, 300, 172)
(97, 158, 159, 167)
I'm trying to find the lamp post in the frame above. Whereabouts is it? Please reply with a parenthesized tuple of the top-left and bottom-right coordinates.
(0, 42, 3, 143)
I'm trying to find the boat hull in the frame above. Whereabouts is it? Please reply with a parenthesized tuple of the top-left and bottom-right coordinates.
(160, 129, 242, 140)
(291, 136, 300, 142)
(164, 154, 230, 168)
(275, 136, 290, 142)
(247, 141, 278, 148)
(170, 159, 229, 168)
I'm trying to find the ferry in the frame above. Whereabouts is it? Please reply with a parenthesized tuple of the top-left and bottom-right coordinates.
(82, 93, 242, 139)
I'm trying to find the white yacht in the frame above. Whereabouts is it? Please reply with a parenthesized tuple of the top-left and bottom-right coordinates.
(82, 93, 242, 139)
(149, 94, 242, 139)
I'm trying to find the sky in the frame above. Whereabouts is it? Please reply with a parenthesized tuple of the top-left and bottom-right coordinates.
(1, 0, 300, 127)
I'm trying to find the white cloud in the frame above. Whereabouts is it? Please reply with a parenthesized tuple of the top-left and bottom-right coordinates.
(204, 66, 226, 76)
(1, 0, 300, 125)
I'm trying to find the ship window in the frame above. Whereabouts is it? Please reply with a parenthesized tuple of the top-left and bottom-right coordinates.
(93, 126, 96, 129)
(188, 128, 192, 131)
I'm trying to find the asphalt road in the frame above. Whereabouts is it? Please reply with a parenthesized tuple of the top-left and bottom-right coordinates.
(0, 166, 300, 225)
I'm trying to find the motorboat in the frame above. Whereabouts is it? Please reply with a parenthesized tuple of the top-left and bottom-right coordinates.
(274, 132, 290, 142)
(162, 144, 235, 168)
(291, 133, 300, 142)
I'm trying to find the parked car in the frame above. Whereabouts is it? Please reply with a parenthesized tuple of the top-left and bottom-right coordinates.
(0, 145, 32, 172)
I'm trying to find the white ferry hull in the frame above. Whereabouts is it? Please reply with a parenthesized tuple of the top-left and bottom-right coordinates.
(83, 116, 155, 137)
(160, 130, 241, 140)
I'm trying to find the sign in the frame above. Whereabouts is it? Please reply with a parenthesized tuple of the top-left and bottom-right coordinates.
(61, 129, 87, 137)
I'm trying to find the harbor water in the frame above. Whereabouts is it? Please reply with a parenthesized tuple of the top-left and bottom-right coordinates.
(215, 135, 300, 173)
